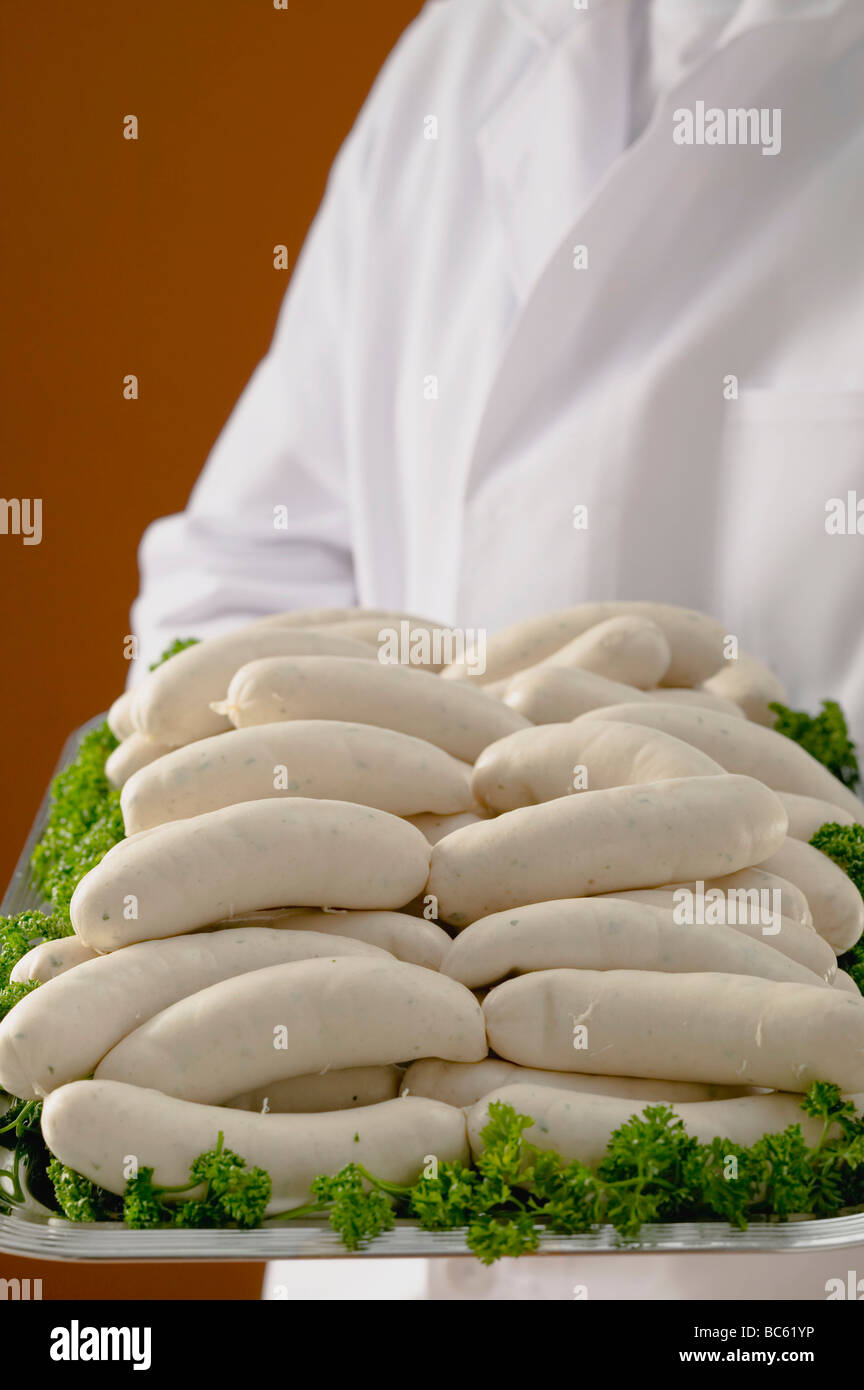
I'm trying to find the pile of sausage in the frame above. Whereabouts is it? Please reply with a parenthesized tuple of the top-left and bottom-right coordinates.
(3, 601, 864, 1218)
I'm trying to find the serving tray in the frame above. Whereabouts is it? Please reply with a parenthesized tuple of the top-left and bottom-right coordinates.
(3, 718, 864, 1261)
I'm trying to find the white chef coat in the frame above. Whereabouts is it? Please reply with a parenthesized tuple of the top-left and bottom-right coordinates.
(130, 0, 864, 1298)
(133, 0, 864, 734)
(630, 0, 739, 137)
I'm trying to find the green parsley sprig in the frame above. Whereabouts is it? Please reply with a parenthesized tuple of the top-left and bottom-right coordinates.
(28, 638, 199, 920)
(0, 910, 70, 1022)
(809, 821, 864, 990)
(148, 637, 200, 671)
(29, 722, 122, 919)
(9, 1087, 864, 1256)
(273, 1086, 864, 1262)
(771, 699, 859, 791)
(122, 1131, 271, 1229)
(43, 1130, 271, 1229)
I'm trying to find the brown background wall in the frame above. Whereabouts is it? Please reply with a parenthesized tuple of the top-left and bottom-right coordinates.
(0, 0, 422, 1301)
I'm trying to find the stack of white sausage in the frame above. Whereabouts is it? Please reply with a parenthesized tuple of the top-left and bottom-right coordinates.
(4, 601, 864, 1219)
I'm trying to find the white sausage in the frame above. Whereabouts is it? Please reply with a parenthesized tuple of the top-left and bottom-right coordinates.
(323, 618, 448, 671)
(703, 651, 789, 726)
(775, 791, 859, 841)
(256, 607, 443, 630)
(472, 719, 723, 812)
(606, 867, 813, 928)
(757, 837, 864, 952)
(468, 1084, 863, 1170)
(483, 968, 864, 1092)
(71, 798, 432, 950)
(257, 909, 453, 970)
(440, 897, 826, 989)
(0, 927, 389, 1100)
(225, 1066, 400, 1114)
(581, 701, 864, 818)
(132, 622, 377, 747)
(645, 688, 744, 717)
(405, 811, 488, 845)
(96, 956, 487, 1103)
(9, 935, 98, 985)
(603, 891, 835, 981)
(42, 1081, 468, 1214)
(400, 1059, 751, 1109)
(217, 656, 531, 763)
(428, 774, 788, 927)
(441, 602, 727, 687)
(682, 867, 813, 928)
(478, 678, 512, 699)
(107, 691, 136, 741)
(121, 721, 475, 834)
(501, 666, 653, 724)
(833, 970, 862, 997)
(106, 732, 174, 789)
(538, 616, 671, 689)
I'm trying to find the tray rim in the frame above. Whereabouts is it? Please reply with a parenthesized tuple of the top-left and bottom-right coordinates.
(3, 716, 864, 1262)
(5, 1210, 864, 1264)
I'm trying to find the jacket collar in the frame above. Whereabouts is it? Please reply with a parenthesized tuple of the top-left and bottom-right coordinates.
(479, 0, 853, 303)
(477, 1, 632, 300)
(502, 0, 606, 46)
(465, 0, 858, 499)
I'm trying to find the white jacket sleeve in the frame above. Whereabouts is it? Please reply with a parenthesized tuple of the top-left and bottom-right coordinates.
(130, 114, 372, 672)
